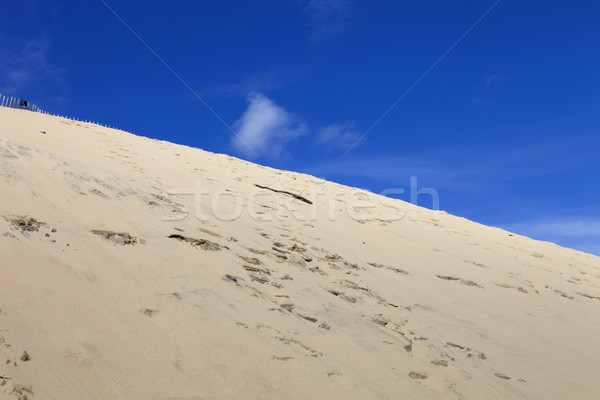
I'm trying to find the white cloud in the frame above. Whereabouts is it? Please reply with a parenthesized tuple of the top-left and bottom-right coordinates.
(314, 121, 360, 150)
(231, 93, 307, 158)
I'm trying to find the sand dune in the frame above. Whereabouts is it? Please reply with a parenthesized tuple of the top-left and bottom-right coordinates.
(1, 106, 599, 399)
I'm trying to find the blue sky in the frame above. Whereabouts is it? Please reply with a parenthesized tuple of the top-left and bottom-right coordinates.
(1, 0, 599, 255)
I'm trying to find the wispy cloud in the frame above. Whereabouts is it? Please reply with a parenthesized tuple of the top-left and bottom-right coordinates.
(302, 138, 598, 190)
(303, 0, 358, 42)
(506, 220, 600, 238)
(314, 121, 360, 150)
(203, 68, 307, 98)
(0, 1, 66, 102)
(231, 93, 307, 158)
(502, 219, 600, 256)
(484, 73, 504, 88)
(0, 37, 66, 101)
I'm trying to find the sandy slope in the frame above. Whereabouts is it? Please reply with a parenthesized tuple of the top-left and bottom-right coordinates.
(0, 106, 599, 400)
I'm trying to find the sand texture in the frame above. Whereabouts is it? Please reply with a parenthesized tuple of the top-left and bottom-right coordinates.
(1, 107, 599, 399)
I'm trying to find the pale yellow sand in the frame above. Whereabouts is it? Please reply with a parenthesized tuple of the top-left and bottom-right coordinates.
(1, 106, 599, 399)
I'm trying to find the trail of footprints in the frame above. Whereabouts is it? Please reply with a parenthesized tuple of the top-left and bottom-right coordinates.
(5, 209, 599, 389)
(4, 169, 600, 394)
(211, 226, 508, 385)
(2, 212, 581, 386)
(0, 332, 35, 399)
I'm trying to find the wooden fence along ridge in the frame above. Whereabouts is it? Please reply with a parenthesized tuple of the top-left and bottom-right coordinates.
(0, 93, 47, 113)
(0, 93, 129, 132)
